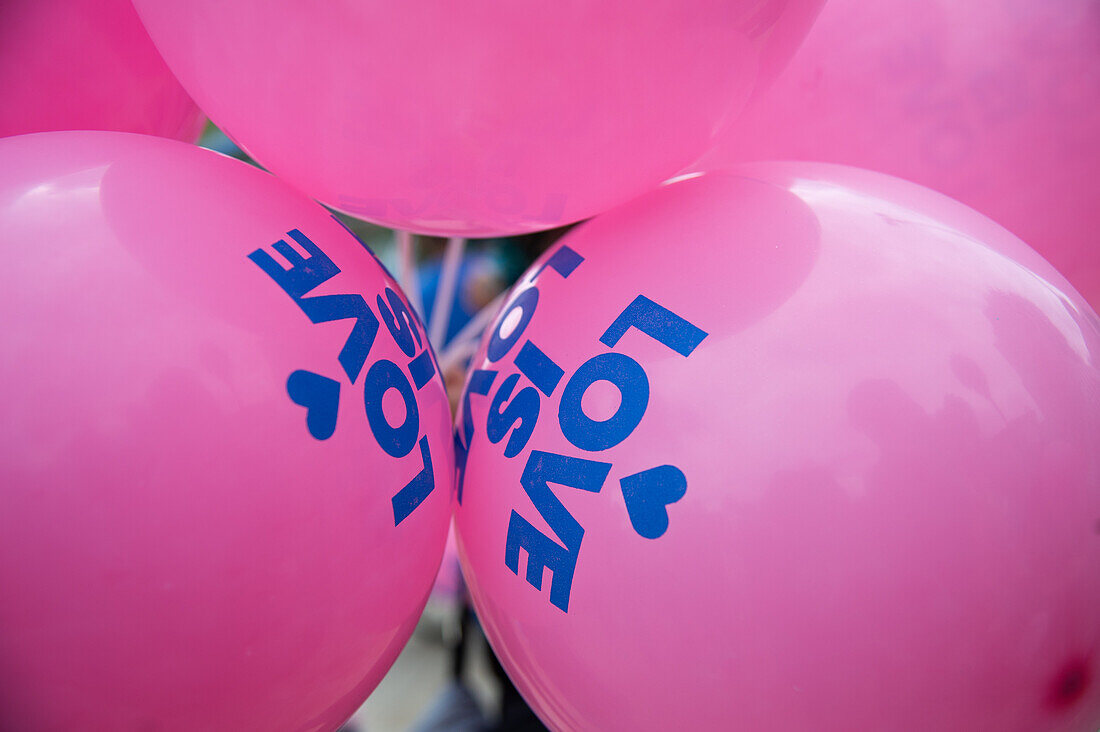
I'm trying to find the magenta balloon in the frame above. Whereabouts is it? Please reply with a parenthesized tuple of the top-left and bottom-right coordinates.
(454, 164, 1100, 731)
(0, 0, 204, 141)
(694, 0, 1100, 307)
(0, 132, 453, 731)
(131, 0, 823, 237)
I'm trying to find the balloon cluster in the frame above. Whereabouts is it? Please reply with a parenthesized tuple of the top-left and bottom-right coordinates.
(0, 2, 1097, 731)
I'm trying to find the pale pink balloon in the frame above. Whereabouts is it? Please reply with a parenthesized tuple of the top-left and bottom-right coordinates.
(454, 163, 1100, 731)
(0, 0, 204, 141)
(0, 131, 453, 731)
(131, 0, 823, 237)
(694, 0, 1100, 307)
(429, 524, 465, 602)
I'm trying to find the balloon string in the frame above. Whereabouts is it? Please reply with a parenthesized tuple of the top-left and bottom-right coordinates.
(438, 337, 481, 375)
(438, 292, 504, 373)
(428, 236, 466, 350)
(396, 229, 425, 317)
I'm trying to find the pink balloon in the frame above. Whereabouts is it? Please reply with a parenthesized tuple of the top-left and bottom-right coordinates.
(429, 525, 465, 602)
(0, 131, 452, 731)
(131, 0, 823, 237)
(0, 0, 204, 141)
(454, 164, 1100, 731)
(694, 0, 1100, 307)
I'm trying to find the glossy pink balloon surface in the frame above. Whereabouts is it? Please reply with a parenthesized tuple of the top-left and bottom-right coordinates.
(132, 0, 822, 237)
(454, 164, 1100, 731)
(0, 0, 204, 141)
(694, 0, 1100, 307)
(0, 132, 453, 731)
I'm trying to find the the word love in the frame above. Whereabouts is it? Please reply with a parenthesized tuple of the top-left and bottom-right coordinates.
(456, 244, 707, 612)
(249, 225, 437, 527)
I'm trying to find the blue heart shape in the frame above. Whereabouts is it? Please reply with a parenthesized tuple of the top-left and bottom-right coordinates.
(620, 465, 687, 539)
(286, 370, 340, 440)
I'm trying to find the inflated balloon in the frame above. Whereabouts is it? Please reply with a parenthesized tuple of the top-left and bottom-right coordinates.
(0, 0, 204, 140)
(0, 132, 452, 731)
(693, 0, 1100, 306)
(454, 164, 1100, 731)
(132, 0, 823, 237)
(429, 526, 465, 602)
